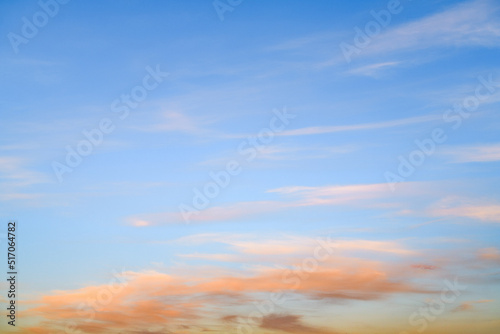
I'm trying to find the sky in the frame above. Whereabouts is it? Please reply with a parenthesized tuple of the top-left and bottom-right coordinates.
(0, 0, 500, 333)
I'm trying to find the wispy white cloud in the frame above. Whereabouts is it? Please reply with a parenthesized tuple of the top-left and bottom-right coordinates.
(132, 110, 217, 135)
(0, 143, 40, 151)
(127, 182, 430, 226)
(429, 196, 500, 223)
(129, 183, 395, 226)
(276, 114, 440, 137)
(443, 143, 500, 163)
(346, 61, 402, 77)
(365, 0, 500, 56)
(317, 0, 500, 70)
(268, 183, 391, 206)
(199, 144, 357, 168)
(127, 200, 284, 226)
(128, 180, 500, 226)
(268, 31, 340, 52)
(0, 156, 49, 187)
(175, 233, 416, 264)
(0, 156, 50, 204)
(254, 145, 355, 161)
(0, 193, 42, 201)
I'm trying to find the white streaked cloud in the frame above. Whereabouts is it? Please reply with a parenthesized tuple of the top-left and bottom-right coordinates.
(127, 200, 284, 226)
(434, 204, 500, 223)
(268, 183, 391, 206)
(131, 110, 217, 135)
(365, 0, 500, 56)
(0, 156, 50, 205)
(176, 233, 416, 260)
(316, 0, 500, 70)
(128, 180, 500, 226)
(429, 196, 500, 223)
(346, 61, 402, 77)
(0, 156, 49, 187)
(127, 182, 433, 226)
(268, 31, 340, 52)
(443, 143, 500, 163)
(276, 114, 440, 137)
(199, 144, 358, 168)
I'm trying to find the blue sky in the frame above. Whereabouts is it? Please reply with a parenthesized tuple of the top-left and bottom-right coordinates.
(1, 0, 500, 333)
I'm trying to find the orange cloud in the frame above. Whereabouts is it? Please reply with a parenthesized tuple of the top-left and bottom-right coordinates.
(260, 314, 336, 334)
(21, 244, 428, 333)
(478, 247, 500, 261)
(19, 234, 497, 334)
(453, 299, 494, 312)
(411, 264, 439, 270)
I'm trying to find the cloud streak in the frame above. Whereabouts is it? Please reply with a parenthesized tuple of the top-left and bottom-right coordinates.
(429, 196, 500, 223)
(365, 0, 500, 56)
(443, 143, 500, 163)
(276, 114, 440, 137)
